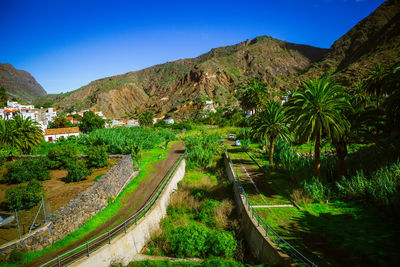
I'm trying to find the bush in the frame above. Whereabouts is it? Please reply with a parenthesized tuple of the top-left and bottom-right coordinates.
(6, 180, 43, 210)
(196, 200, 220, 227)
(47, 145, 78, 169)
(303, 177, 330, 203)
(3, 158, 50, 183)
(166, 224, 237, 259)
(66, 161, 92, 182)
(167, 224, 211, 258)
(86, 145, 109, 168)
(208, 231, 237, 258)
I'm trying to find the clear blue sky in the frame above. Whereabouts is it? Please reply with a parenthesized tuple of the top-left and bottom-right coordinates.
(0, 0, 386, 94)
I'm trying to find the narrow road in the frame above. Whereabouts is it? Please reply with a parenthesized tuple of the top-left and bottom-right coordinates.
(27, 142, 184, 267)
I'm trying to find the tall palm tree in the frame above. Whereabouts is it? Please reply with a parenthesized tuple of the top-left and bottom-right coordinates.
(251, 100, 289, 166)
(239, 78, 269, 115)
(286, 77, 350, 179)
(365, 63, 388, 109)
(12, 115, 43, 153)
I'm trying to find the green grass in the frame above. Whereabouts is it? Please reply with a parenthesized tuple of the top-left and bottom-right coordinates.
(2, 142, 177, 266)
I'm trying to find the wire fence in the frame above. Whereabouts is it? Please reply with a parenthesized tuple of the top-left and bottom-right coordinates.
(39, 151, 186, 267)
(223, 145, 317, 267)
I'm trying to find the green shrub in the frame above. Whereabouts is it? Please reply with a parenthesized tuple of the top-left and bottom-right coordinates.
(197, 200, 220, 226)
(6, 180, 43, 210)
(208, 231, 237, 258)
(3, 158, 50, 183)
(203, 257, 244, 267)
(47, 145, 78, 169)
(9, 249, 24, 263)
(66, 161, 92, 182)
(167, 224, 211, 258)
(166, 224, 237, 259)
(86, 145, 109, 168)
(303, 177, 330, 203)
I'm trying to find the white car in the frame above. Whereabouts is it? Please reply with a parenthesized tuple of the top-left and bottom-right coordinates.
(228, 134, 235, 140)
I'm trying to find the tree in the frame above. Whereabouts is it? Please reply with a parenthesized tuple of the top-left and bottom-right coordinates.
(8, 115, 43, 154)
(48, 116, 72, 128)
(286, 78, 350, 179)
(79, 111, 105, 133)
(251, 100, 289, 165)
(239, 78, 269, 115)
(365, 63, 388, 109)
(139, 111, 153, 127)
(0, 87, 7, 108)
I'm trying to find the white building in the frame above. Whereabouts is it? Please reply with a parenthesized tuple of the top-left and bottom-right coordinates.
(44, 127, 80, 142)
(203, 100, 216, 113)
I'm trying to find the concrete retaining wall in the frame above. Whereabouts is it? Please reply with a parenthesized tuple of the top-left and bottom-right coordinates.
(72, 158, 186, 267)
(0, 155, 137, 259)
(224, 151, 294, 266)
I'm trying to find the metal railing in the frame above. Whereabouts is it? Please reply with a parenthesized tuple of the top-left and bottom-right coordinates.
(224, 146, 316, 266)
(39, 151, 186, 267)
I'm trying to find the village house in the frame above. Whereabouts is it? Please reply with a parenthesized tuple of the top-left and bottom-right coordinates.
(44, 127, 80, 142)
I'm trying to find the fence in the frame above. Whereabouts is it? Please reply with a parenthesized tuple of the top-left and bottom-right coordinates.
(39, 151, 186, 267)
(223, 145, 316, 266)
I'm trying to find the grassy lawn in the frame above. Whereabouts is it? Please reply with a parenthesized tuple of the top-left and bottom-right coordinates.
(2, 142, 176, 267)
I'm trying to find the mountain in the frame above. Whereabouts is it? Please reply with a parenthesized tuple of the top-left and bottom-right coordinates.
(0, 63, 47, 101)
(301, 0, 400, 86)
(44, 36, 326, 118)
(40, 0, 400, 118)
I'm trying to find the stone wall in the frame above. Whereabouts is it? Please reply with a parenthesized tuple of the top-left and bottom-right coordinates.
(72, 158, 186, 267)
(223, 151, 294, 266)
(0, 155, 137, 259)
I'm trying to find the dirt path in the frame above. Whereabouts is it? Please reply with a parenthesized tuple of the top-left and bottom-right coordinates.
(27, 142, 184, 267)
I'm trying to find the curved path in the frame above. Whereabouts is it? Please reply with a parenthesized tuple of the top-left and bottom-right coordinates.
(27, 142, 184, 267)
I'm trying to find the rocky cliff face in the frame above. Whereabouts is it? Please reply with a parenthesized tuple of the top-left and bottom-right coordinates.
(0, 63, 47, 101)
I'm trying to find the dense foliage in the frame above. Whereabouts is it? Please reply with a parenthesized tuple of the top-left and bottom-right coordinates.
(3, 158, 50, 183)
(87, 127, 175, 153)
(47, 144, 79, 169)
(166, 224, 236, 258)
(6, 180, 43, 210)
(0, 115, 43, 154)
(85, 145, 109, 168)
(79, 111, 105, 133)
(66, 160, 92, 182)
(185, 135, 222, 168)
(139, 111, 154, 127)
(48, 116, 73, 128)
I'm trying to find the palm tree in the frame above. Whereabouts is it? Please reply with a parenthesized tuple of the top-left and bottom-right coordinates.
(251, 100, 289, 166)
(239, 78, 269, 115)
(11, 115, 43, 153)
(286, 77, 350, 179)
(365, 63, 388, 109)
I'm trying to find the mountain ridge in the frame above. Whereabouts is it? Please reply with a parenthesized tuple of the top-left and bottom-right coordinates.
(0, 63, 47, 101)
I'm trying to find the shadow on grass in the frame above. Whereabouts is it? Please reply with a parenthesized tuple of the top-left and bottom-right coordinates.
(279, 203, 400, 266)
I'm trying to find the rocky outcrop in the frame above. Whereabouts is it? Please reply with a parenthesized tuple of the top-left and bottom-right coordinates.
(0, 155, 137, 260)
(0, 63, 47, 101)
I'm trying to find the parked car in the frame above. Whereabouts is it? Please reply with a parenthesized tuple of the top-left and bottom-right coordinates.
(235, 140, 241, 146)
(228, 134, 235, 140)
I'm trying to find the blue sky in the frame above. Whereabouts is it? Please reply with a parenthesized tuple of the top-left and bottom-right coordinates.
(0, 0, 386, 94)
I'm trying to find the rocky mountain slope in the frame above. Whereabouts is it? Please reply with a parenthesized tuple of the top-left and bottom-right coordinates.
(0, 63, 47, 101)
(37, 0, 400, 118)
(40, 36, 327, 118)
(301, 0, 400, 86)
